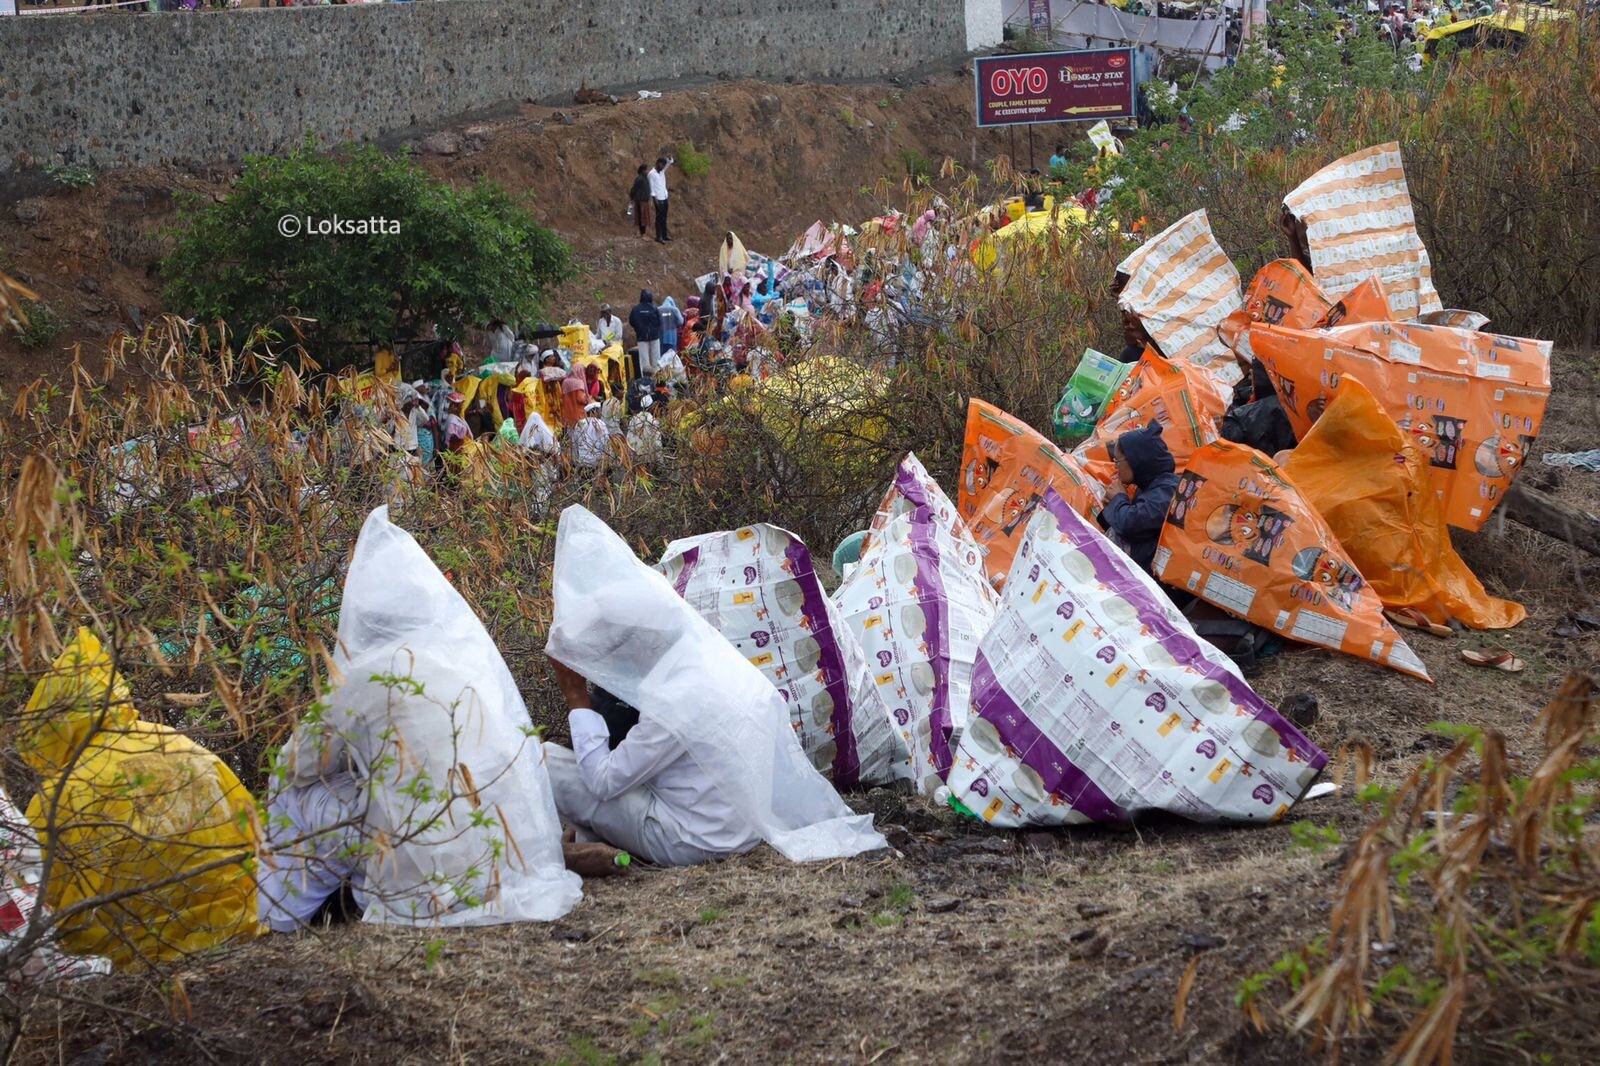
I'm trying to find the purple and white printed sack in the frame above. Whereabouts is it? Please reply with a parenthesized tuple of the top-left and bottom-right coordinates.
(833, 455, 999, 797)
(659, 524, 910, 789)
(944, 489, 1327, 826)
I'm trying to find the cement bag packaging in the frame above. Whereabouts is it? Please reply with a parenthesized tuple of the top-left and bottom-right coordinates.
(944, 490, 1326, 826)
(1115, 208, 1244, 384)
(1246, 315, 1552, 531)
(657, 524, 911, 789)
(1154, 441, 1431, 681)
(546, 506, 886, 862)
(1071, 349, 1227, 487)
(833, 454, 999, 797)
(1282, 142, 1443, 320)
(288, 506, 582, 925)
(959, 398, 1104, 588)
(0, 785, 112, 982)
(1282, 378, 1525, 630)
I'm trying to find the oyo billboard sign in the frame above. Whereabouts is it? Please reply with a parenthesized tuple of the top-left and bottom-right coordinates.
(973, 49, 1137, 128)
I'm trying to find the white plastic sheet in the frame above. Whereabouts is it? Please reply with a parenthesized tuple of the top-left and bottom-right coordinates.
(832, 455, 999, 797)
(944, 490, 1327, 826)
(0, 786, 112, 982)
(545, 506, 886, 862)
(283, 506, 581, 925)
(658, 524, 910, 789)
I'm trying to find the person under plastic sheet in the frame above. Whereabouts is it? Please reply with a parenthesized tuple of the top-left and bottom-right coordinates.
(1221, 357, 1298, 460)
(257, 507, 581, 929)
(1099, 424, 1180, 575)
(542, 661, 761, 867)
(1110, 270, 1160, 363)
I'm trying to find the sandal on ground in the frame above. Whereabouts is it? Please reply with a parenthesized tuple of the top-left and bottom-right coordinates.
(1385, 607, 1453, 638)
(1459, 646, 1525, 673)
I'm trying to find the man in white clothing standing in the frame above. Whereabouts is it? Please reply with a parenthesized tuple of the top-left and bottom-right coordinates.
(544, 660, 760, 866)
(648, 156, 673, 244)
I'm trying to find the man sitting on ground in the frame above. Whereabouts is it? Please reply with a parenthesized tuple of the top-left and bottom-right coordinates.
(543, 660, 761, 867)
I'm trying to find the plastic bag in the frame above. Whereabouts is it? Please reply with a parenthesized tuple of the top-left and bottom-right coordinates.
(657, 524, 911, 789)
(1283, 378, 1524, 630)
(545, 506, 886, 862)
(287, 506, 582, 926)
(833, 455, 999, 796)
(20, 629, 262, 969)
(1246, 315, 1552, 531)
(1071, 349, 1228, 487)
(0, 785, 112, 983)
(1282, 141, 1443, 320)
(944, 489, 1326, 826)
(1115, 208, 1244, 383)
(1154, 441, 1430, 681)
(1052, 348, 1134, 439)
(1220, 258, 1334, 355)
(958, 398, 1103, 587)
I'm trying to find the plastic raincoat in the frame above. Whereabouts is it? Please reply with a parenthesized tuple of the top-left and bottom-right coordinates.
(20, 629, 260, 969)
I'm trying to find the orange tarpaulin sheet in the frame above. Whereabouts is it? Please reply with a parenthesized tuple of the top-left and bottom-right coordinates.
(1154, 440, 1431, 682)
(1246, 317, 1552, 531)
(1283, 379, 1525, 630)
(1071, 349, 1228, 486)
(957, 398, 1103, 587)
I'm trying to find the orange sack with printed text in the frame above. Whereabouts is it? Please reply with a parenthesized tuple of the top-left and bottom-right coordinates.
(1283, 379, 1524, 630)
(1154, 440, 1431, 682)
(1071, 349, 1228, 487)
(957, 398, 1103, 587)
(1246, 317, 1552, 531)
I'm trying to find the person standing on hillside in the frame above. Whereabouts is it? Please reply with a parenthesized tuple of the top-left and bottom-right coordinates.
(629, 291, 664, 378)
(595, 304, 623, 350)
(649, 156, 674, 244)
(628, 164, 652, 239)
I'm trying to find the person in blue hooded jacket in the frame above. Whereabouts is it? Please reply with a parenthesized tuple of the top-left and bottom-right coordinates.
(658, 295, 684, 354)
(1100, 424, 1179, 574)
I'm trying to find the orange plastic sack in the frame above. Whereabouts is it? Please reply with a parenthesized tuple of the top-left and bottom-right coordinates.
(1283, 379, 1525, 630)
(1246, 317, 1553, 531)
(957, 399, 1104, 587)
(1154, 441, 1431, 682)
(1071, 349, 1228, 486)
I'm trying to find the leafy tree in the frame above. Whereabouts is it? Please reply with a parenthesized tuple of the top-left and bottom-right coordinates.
(162, 141, 574, 361)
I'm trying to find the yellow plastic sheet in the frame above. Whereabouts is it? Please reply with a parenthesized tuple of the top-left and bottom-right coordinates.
(1283, 379, 1524, 630)
(20, 629, 260, 970)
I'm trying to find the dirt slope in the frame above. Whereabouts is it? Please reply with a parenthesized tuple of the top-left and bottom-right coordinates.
(0, 73, 1018, 391)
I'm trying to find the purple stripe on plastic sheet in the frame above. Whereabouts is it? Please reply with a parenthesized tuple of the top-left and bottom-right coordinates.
(671, 546, 700, 598)
(970, 652, 1126, 823)
(1040, 490, 1326, 772)
(782, 538, 861, 788)
(897, 463, 957, 778)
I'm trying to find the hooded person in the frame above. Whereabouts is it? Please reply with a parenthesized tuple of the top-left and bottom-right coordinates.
(518, 408, 560, 456)
(570, 401, 612, 472)
(560, 367, 590, 428)
(260, 507, 582, 929)
(19, 629, 261, 968)
(624, 393, 663, 466)
(658, 295, 684, 355)
(1100, 424, 1180, 574)
(628, 291, 664, 378)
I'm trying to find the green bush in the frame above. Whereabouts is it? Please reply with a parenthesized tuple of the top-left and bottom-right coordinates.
(44, 163, 96, 191)
(898, 148, 932, 186)
(161, 140, 574, 363)
(10, 299, 66, 349)
(677, 141, 712, 180)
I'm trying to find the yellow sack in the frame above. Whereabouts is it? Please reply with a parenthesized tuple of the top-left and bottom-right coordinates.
(1283, 380, 1525, 630)
(20, 629, 261, 970)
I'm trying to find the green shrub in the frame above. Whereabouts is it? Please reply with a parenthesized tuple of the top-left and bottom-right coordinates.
(10, 299, 65, 349)
(161, 139, 573, 363)
(44, 163, 96, 191)
(677, 141, 712, 180)
(898, 148, 932, 186)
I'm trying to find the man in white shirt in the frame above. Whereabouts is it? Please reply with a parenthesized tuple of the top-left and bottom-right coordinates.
(647, 156, 673, 244)
(595, 304, 623, 349)
(544, 660, 761, 866)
